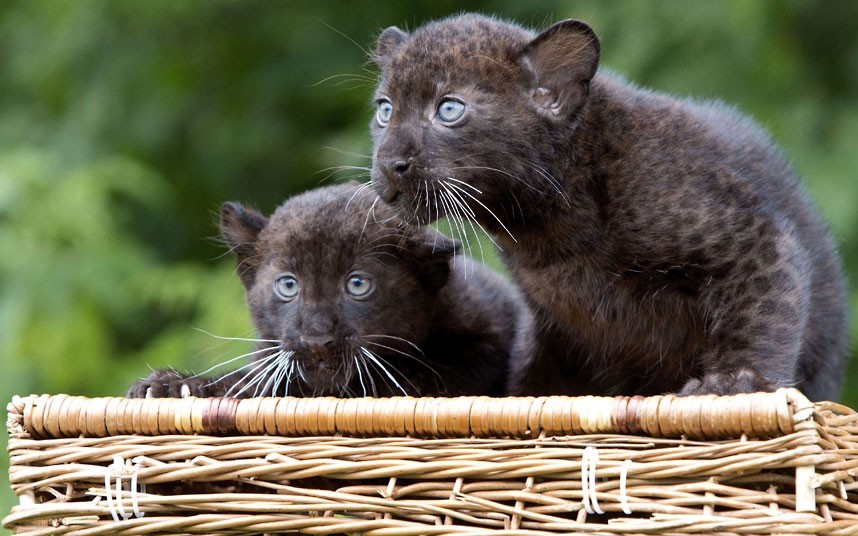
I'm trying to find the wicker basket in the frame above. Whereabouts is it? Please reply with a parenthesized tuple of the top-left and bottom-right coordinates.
(4, 388, 858, 535)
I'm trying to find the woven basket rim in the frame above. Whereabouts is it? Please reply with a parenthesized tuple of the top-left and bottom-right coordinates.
(7, 388, 821, 441)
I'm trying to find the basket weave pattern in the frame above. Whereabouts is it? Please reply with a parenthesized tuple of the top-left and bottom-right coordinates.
(5, 388, 858, 534)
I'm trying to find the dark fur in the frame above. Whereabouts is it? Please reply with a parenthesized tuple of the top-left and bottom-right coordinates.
(369, 14, 848, 400)
(128, 182, 531, 398)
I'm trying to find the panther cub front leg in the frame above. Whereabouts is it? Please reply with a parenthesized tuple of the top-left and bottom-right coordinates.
(127, 369, 226, 398)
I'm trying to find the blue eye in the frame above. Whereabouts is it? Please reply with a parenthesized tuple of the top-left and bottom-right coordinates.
(274, 274, 299, 300)
(345, 272, 374, 298)
(376, 99, 393, 125)
(437, 98, 465, 123)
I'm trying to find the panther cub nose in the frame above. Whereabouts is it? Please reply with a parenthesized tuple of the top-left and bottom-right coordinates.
(392, 159, 411, 176)
(300, 335, 334, 360)
(380, 158, 414, 181)
(376, 158, 413, 203)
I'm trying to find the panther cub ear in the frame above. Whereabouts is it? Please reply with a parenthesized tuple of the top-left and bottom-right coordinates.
(518, 19, 600, 119)
(220, 201, 268, 288)
(374, 26, 409, 65)
(406, 229, 460, 291)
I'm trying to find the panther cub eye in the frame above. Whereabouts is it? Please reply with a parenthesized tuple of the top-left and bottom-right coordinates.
(376, 99, 393, 126)
(437, 98, 465, 123)
(345, 272, 374, 298)
(274, 274, 299, 300)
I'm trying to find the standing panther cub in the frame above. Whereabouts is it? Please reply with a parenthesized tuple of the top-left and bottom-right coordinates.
(128, 182, 532, 398)
(369, 14, 848, 400)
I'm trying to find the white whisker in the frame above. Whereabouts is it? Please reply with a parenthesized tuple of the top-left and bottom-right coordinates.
(440, 181, 487, 265)
(359, 196, 380, 243)
(308, 73, 375, 88)
(296, 361, 307, 383)
(314, 164, 372, 174)
(445, 180, 516, 242)
(258, 360, 282, 397)
(225, 352, 283, 397)
(271, 353, 294, 396)
(361, 348, 408, 396)
(436, 190, 471, 270)
(261, 351, 294, 397)
(192, 345, 279, 379)
(321, 146, 373, 160)
(191, 328, 279, 344)
(448, 165, 543, 195)
(443, 180, 500, 250)
(526, 161, 567, 200)
(285, 361, 295, 396)
(359, 352, 378, 397)
(353, 355, 368, 397)
(345, 181, 373, 211)
(363, 334, 425, 356)
(363, 341, 443, 384)
(246, 357, 284, 398)
(446, 176, 483, 194)
(215, 352, 279, 383)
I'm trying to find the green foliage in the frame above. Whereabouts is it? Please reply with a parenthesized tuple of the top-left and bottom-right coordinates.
(1, 0, 856, 525)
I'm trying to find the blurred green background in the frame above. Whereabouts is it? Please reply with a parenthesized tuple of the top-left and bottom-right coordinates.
(2, 0, 857, 524)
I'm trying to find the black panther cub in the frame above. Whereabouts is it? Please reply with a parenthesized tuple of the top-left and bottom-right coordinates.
(369, 14, 848, 400)
(128, 182, 532, 398)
